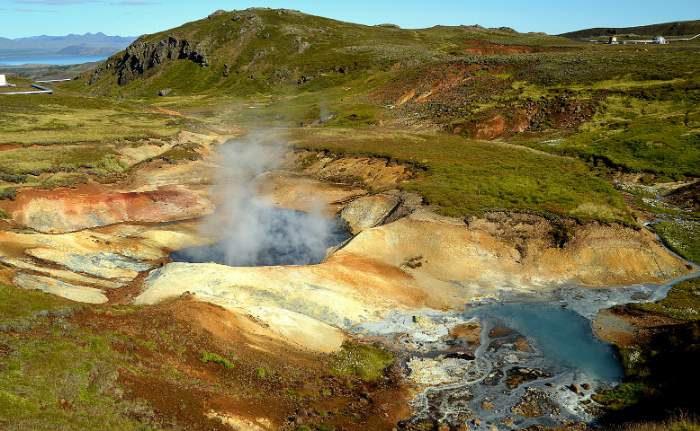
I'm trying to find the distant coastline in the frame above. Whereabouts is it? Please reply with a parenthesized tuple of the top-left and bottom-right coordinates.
(0, 55, 107, 66)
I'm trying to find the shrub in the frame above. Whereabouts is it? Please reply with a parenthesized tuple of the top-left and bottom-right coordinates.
(200, 351, 235, 369)
(0, 188, 16, 201)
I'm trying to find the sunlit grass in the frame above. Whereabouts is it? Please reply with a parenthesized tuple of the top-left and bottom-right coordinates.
(290, 127, 630, 222)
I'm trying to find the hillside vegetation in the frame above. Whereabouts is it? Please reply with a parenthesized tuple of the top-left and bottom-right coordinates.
(8, 8, 700, 225)
(561, 19, 700, 40)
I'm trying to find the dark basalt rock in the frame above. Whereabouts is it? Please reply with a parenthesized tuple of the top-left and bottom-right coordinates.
(90, 36, 209, 86)
(505, 367, 553, 389)
(481, 368, 504, 386)
(512, 388, 560, 418)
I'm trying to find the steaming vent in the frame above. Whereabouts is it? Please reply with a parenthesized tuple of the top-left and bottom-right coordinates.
(171, 209, 350, 266)
(170, 131, 352, 267)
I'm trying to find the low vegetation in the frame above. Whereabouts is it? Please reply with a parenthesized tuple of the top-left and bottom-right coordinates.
(0, 285, 153, 431)
(0, 285, 405, 430)
(633, 278, 700, 321)
(523, 83, 700, 179)
(597, 278, 700, 423)
(653, 220, 700, 264)
(0, 284, 74, 327)
(292, 127, 630, 222)
(157, 143, 203, 164)
(0, 145, 125, 177)
(614, 417, 700, 431)
(593, 382, 649, 411)
(331, 342, 395, 382)
(200, 351, 235, 369)
(0, 90, 182, 146)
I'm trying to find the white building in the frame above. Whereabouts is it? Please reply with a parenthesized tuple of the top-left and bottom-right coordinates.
(0, 74, 7, 87)
(654, 36, 668, 44)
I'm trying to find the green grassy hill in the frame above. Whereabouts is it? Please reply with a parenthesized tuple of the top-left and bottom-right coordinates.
(79, 7, 565, 97)
(11, 8, 700, 227)
(561, 19, 700, 40)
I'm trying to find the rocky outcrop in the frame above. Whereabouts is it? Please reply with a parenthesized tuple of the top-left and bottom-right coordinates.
(284, 150, 414, 191)
(0, 257, 125, 290)
(90, 36, 209, 86)
(136, 263, 351, 352)
(26, 248, 152, 281)
(13, 273, 108, 304)
(341, 193, 400, 234)
(9, 185, 213, 233)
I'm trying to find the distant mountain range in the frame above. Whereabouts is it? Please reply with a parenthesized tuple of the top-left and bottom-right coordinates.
(0, 32, 136, 58)
(560, 20, 700, 40)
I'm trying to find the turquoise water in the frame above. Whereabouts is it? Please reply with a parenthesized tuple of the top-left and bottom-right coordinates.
(468, 302, 624, 383)
(0, 55, 106, 66)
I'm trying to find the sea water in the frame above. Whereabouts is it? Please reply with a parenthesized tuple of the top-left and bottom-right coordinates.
(0, 55, 106, 66)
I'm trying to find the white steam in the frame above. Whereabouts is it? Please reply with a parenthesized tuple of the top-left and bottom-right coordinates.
(173, 131, 348, 267)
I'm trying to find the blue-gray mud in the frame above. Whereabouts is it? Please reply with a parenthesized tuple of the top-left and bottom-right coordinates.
(356, 271, 699, 430)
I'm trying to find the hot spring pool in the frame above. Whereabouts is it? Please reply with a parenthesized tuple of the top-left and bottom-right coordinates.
(467, 302, 624, 383)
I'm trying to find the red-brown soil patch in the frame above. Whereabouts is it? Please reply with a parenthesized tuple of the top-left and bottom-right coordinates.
(449, 322, 482, 346)
(473, 114, 507, 140)
(463, 39, 536, 55)
(373, 61, 484, 107)
(593, 305, 683, 347)
(459, 97, 598, 140)
(71, 296, 412, 431)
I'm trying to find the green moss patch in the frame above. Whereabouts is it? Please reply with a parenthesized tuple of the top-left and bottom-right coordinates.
(0, 284, 75, 328)
(157, 143, 202, 164)
(200, 351, 235, 369)
(0, 286, 158, 431)
(593, 382, 650, 411)
(331, 342, 394, 382)
(522, 84, 700, 179)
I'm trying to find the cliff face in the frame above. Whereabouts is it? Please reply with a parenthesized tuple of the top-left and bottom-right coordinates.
(90, 36, 209, 85)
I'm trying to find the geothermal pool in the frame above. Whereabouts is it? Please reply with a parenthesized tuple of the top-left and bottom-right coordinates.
(357, 276, 699, 430)
(468, 302, 623, 383)
(171, 207, 351, 266)
(167, 190, 698, 428)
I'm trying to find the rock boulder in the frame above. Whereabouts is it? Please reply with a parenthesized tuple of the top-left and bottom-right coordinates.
(341, 194, 400, 234)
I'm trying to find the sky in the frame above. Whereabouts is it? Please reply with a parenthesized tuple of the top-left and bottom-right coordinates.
(0, 0, 698, 39)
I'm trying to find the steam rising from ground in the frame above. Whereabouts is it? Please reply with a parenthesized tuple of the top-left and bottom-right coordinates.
(171, 131, 349, 267)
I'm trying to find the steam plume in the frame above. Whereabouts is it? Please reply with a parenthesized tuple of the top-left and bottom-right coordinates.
(172, 131, 348, 266)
